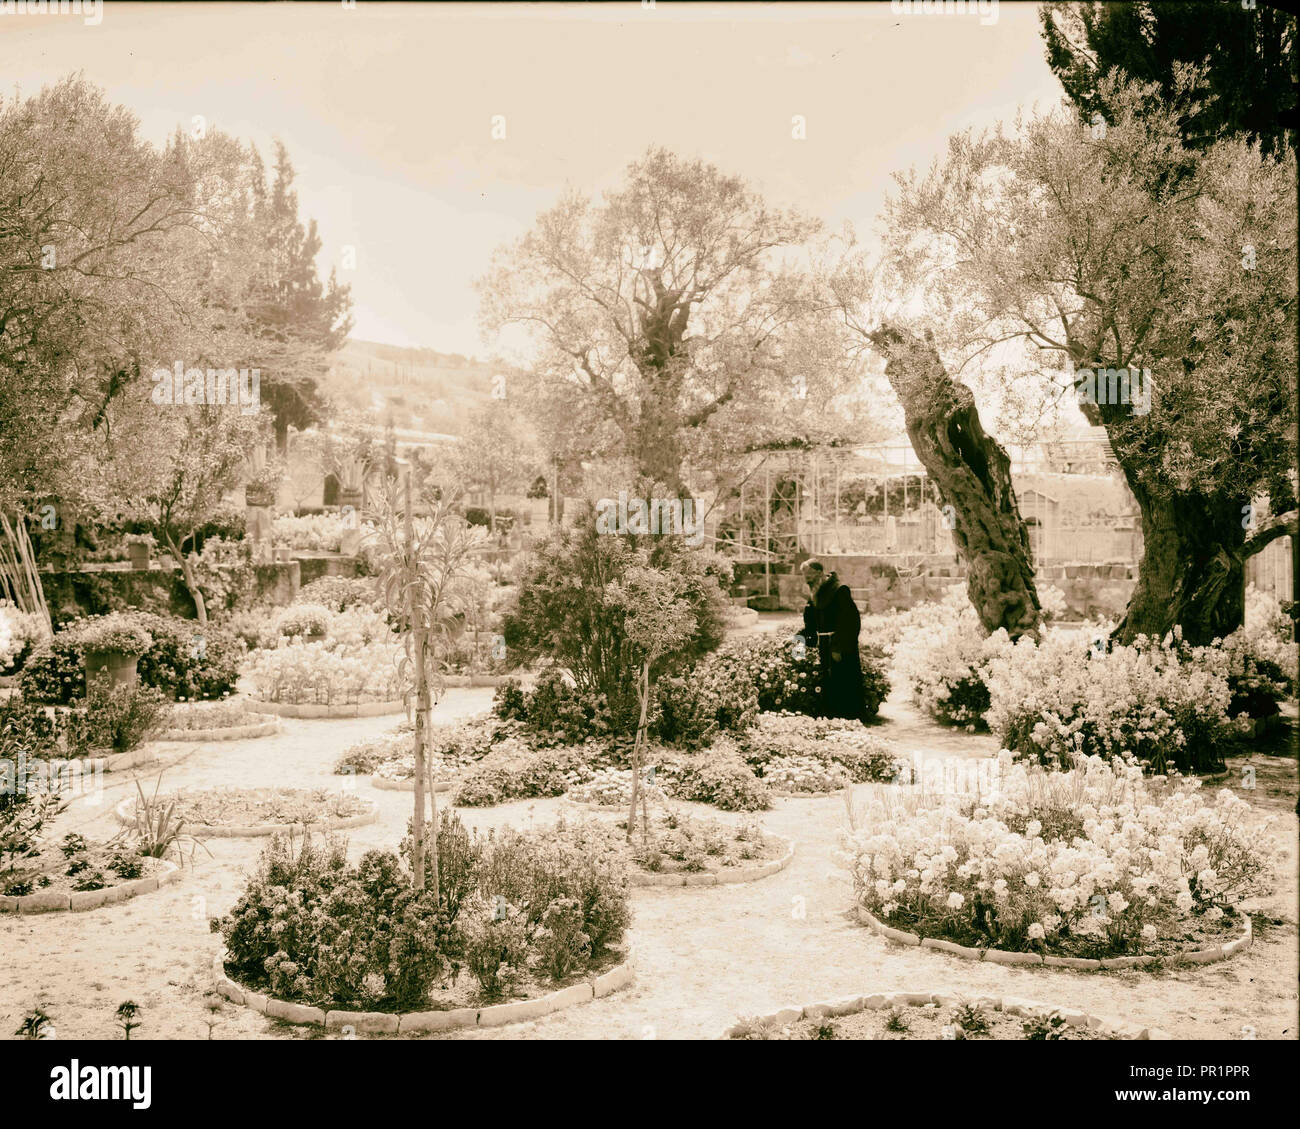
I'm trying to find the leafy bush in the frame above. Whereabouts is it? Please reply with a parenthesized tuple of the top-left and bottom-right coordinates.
(499, 507, 729, 734)
(656, 740, 772, 811)
(21, 613, 240, 704)
(275, 604, 333, 639)
(66, 676, 168, 753)
(76, 612, 153, 657)
(455, 739, 600, 807)
(491, 669, 615, 746)
(212, 811, 630, 1009)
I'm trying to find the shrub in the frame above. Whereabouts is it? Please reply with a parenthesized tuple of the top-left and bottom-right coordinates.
(276, 604, 333, 639)
(21, 613, 240, 704)
(652, 660, 759, 749)
(841, 751, 1274, 958)
(454, 738, 599, 806)
(656, 740, 772, 811)
(66, 676, 168, 753)
(491, 668, 615, 746)
(534, 896, 591, 980)
(499, 507, 730, 734)
(461, 894, 530, 997)
(76, 612, 153, 657)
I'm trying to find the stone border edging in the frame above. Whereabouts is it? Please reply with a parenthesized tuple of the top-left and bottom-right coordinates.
(156, 717, 281, 742)
(369, 774, 455, 793)
(84, 746, 157, 774)
(0, 860, 181, 914)
(855, 904, 1253, 969)
(250, 698, 406, 718)
(211, 946, 634, 1032)
(630, 837, 795, 888)
(719, 988, 1170, 1040)
(114, 796, 379, 839)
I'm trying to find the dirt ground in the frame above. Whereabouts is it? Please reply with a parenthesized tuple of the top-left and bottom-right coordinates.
(2, 685, 1295, 1042)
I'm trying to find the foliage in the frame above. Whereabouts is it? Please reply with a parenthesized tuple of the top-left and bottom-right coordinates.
(243, 640, 404, 705)
(66, 676, 168, 753)
(490, 669, 616, 746)
(499, 509, 729, 734)
(21, 612, 240, 704)
(212, 813, 630, 1008)
(75, 612, 153, 657)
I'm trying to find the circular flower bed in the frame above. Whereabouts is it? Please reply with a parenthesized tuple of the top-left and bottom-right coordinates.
(723, 990, 1169, 1040)
(157, 700, 280, 741)
(1, 856, 180, 913)
(548, 811, 795, 888)
(115, 787, 377, 838)
(211, 946, 634, 1033)
(841, 751, 1273, 963)
(739, 712, 899, 795)
(208, 818, 634, 1030)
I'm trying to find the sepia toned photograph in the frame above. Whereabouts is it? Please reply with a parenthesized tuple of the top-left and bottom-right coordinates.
(1, 0, 1296, 1106)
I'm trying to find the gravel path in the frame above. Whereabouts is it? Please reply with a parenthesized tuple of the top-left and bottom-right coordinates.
(3, 686, 1295, 1042)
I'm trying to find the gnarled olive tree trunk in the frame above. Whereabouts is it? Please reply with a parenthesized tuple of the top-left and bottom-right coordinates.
(868, 324, 1040, 639)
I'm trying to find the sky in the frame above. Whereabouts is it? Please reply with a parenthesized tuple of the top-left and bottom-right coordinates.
(1, 1, 1068, 358)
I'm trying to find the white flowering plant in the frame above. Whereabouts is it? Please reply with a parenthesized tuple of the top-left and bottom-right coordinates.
(243, 639, 405, 705)
(986, 628, 1239, 775)
(840, 751, 1274, 958)
(892, 591, 1011, 727)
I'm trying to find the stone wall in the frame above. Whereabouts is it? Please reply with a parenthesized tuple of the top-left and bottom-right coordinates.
(737, 555, 1136, 621)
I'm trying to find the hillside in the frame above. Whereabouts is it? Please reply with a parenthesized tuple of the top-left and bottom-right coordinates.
(320, 339, 506, 436)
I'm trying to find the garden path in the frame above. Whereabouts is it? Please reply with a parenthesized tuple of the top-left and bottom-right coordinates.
(2, 689, 1294, 1042)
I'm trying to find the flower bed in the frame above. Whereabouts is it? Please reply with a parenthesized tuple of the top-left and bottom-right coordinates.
(209, 816, 632, 1026)
(1, 830, 181, 911)
(986, 630, 1240, 774)
(564, 767, 668, 808)
(723, 990, 1168, 1040)
(841, 752, 1273, 962)
(738, 712, 898, 792)
(334, 717, 500, 784)
(115, 787, 377, 837)
(157, 700, 279, 741)
(1, 858, 180, 913)
(242, 639, 405, 706)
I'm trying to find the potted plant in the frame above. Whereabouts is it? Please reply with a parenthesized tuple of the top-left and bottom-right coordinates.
(124, 532, 155, 571)
(77, 612, 154, 690)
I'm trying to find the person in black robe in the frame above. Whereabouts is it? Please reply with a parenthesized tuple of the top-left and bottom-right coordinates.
(797, 559, 867, 722)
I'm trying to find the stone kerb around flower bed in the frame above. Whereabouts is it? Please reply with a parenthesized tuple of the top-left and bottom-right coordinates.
(719, 989, 1171, 1040)
(156, 717, 281, 741)
(631, 837, 796, 888)
(856, 904, 1253, 969)
(369, 775, 455, 793)
(0, 860, 181, 914)
(113, 797, 380, 839)
(211, 947, 635, 1033)
(250, 698, 406, 719)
